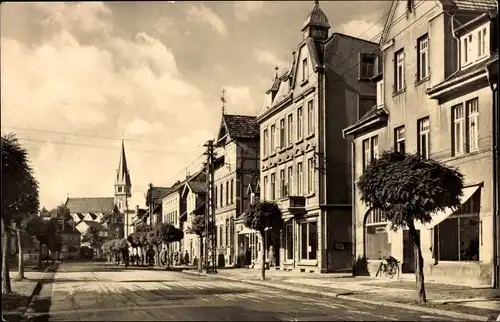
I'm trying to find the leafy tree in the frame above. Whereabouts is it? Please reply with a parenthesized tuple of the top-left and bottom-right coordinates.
(146, 228, 163, 265)
(101, 206, 124, 239)
(135, 222, 150, 233)
(81, 226, 103, 257)
(137, 231, 150, 265)
(52, 204, 72, 222)
(127, 233, 139, 255)
(241, 201, 283, 280)
(155, 223, 183, 268)
(187, 214, 211, 271)
(1, 133, 39, 291)
(357, 151, 464, 303)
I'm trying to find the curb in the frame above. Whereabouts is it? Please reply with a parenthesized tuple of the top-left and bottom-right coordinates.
(182, 270, 488, 321)
(21, 262, 59, 319)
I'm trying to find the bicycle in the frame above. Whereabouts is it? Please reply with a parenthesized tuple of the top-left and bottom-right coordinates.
(375, 254, 399, 279)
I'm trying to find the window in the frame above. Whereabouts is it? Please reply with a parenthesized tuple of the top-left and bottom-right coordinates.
(117, 186, 123, 193)
(394, 126, 405, 153)
(220, 184, 224, 206)
(307, 158, 314, 193)
(285, 222, 293, 260)
(468, 99, 479, 151)
(270, 124, 276, 153)
(395, 49, 405, 92)
(263, 129, 268, 156)
(452, 104, 465, 155)
(376, 81, 384, 107)
(214, 186, 218, 208)
(287, 166, 293, 196)
(219, 225, 224, 247)
(300, 221, 317, 260)
(462, 34, 473, 65)
(371, 136, 379, 160)
(417, 34, 429, 81)
(225, 218, 229, 249)
(364, 209, 390, 260)
(263, 176, 268, 200)
(279, 119, 285, 148)
(307, 100, 314, 135)
(418, 117, 430, 159)
(360, 54, 375, 79)
(435, 190, 480, 262)
(226, 181, 229, 205)
(279, 169, 285, 198)
(362, 139, 370, 171)
(297, 107, 303, 140)
(230, 179, 234, 203)
(270, 173, 276, 200)
(302, 58, 308, 82)
(287, 114, 294, 146)
(297, 162, 303, 195)
(478, 28, 488, 57)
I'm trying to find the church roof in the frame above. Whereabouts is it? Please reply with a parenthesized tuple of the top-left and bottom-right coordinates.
(301, 1, 330, 32)
(66, 197, 115, 214)
(116, 140, 131, 187)
(220, 114, 260, 140)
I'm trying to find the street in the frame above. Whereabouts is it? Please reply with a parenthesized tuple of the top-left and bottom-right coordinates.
(22, 261, 472, 321)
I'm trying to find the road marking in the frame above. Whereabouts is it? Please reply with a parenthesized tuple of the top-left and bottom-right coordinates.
(314, 302, 339, 309)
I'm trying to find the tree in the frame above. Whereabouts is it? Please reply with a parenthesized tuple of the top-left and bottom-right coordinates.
(357, 151, 464, 303)
(241, 201, 283, 281)
(52, 204, 72, 222)
(101, 206, 124, 239)
(81, 226, 103, 258)
(146, 228, 163, 266)
(187, 214, 211, 271)
(1, 133, 39, 291)
(156, 223, 183, 269)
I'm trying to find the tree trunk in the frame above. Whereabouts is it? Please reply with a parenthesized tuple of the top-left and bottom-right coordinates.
(2, 217, 13, 294)
(166, 244, 170, 269)
(260, 232, 266, 281)
(38, 242, 43, 269)
(198, 236, 203, 271)
(408, 221, 426, 303)
(155, 245, 160, 266)
(16, 227, 25, 280)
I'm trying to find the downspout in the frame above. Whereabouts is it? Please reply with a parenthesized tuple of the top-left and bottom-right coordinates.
(350, 140, 356, 276)
(447, 13, 461, 81)
(317, 64, 328, 272)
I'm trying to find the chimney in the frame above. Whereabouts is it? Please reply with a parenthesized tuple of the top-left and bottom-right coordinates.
(186, 172, 191, 179)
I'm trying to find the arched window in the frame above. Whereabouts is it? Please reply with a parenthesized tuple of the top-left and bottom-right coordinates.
(364, 209, 390, 260)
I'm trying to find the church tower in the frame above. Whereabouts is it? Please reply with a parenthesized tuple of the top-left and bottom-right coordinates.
(115, 139, 132, 213)
(301, 1, 330, 41)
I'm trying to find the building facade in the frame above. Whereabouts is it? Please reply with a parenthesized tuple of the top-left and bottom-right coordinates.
(160, 182, 187, 254)
(258, 1, 379, 273)
(182, 171, 207, 265)
(214, 113, 260, 267)
(343, 0, 498, 286)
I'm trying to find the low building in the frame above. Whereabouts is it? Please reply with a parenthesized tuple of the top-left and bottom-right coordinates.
(60, 223, 81, 259)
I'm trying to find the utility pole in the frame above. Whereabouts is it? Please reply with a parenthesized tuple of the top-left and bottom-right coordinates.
(148, 183, 153, 229)
(204, 140, 217, 274)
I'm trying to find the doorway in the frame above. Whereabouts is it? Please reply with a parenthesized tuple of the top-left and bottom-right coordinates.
(402, 229, 420, 273)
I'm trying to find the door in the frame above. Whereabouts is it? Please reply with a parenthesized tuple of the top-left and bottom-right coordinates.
(402, 229, 420, 273)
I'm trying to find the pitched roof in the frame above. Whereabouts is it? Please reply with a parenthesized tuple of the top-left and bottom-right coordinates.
(222, 114, 260, 140)
(80, 220, 107, 232)
(343, 106, 389, 137)
(66, 197, 115, 214)
(149, 186, 174, 204)
(443, 0, 498, 12)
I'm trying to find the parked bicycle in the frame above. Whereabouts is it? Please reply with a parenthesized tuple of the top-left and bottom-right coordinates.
(375, 253, 399, 279)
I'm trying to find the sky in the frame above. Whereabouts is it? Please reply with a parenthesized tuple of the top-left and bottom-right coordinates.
(1, 1, 389, 210)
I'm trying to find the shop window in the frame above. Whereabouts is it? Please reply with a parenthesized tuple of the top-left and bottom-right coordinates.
(364, 208, 390, 260)
(285, 222, 293, 260)
(435, 190, 480, 261)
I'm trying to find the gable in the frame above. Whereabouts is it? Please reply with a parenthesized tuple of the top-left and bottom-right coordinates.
(217, 121, 229, 142)
(380, 1, 442, 46)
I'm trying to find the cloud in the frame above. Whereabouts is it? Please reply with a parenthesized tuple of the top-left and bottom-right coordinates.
(254, 49, 289, 70)
(1, 2, 216, 209)
(187, 4, 227, 35)
(336, 19, 384, 43)
(222, 86, 256, 115)
(233, 1, 265, 22)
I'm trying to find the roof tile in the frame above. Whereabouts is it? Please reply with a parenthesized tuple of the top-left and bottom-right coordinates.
(223, 114, 259, 140)
(447, 0, 497, 11)
(66, 197, 115, 214)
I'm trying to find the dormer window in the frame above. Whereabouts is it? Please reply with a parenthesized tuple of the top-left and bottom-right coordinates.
(460, 24, 489, 68)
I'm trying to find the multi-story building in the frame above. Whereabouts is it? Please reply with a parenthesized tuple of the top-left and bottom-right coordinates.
(258, 1, 378, 273)
(161, 179, 191, 254)
(182, 171, 207, 264)
(343, 0, 498, 286)
(214, 113, 260, 267)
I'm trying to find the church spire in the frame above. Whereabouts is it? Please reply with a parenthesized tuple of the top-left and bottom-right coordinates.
(116, 138, 132, 195)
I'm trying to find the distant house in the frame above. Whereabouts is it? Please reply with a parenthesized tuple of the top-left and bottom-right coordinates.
(61, 224, 81, 259)
(145, 185, 175, 227)
(76, 220, 108, 239)
(66, 197, 114, 225)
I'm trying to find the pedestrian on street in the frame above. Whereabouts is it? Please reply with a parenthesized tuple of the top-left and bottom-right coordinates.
(184, 250, 190, 265)
(268, 245, 275, 267)
(245, 248, 251, 268)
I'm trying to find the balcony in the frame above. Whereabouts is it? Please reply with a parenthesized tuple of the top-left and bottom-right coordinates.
(278, 195, 306, 215)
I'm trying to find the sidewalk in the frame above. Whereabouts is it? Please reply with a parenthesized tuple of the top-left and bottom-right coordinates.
(183, 268, 500, 320)
(2, 263, 59, 321)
